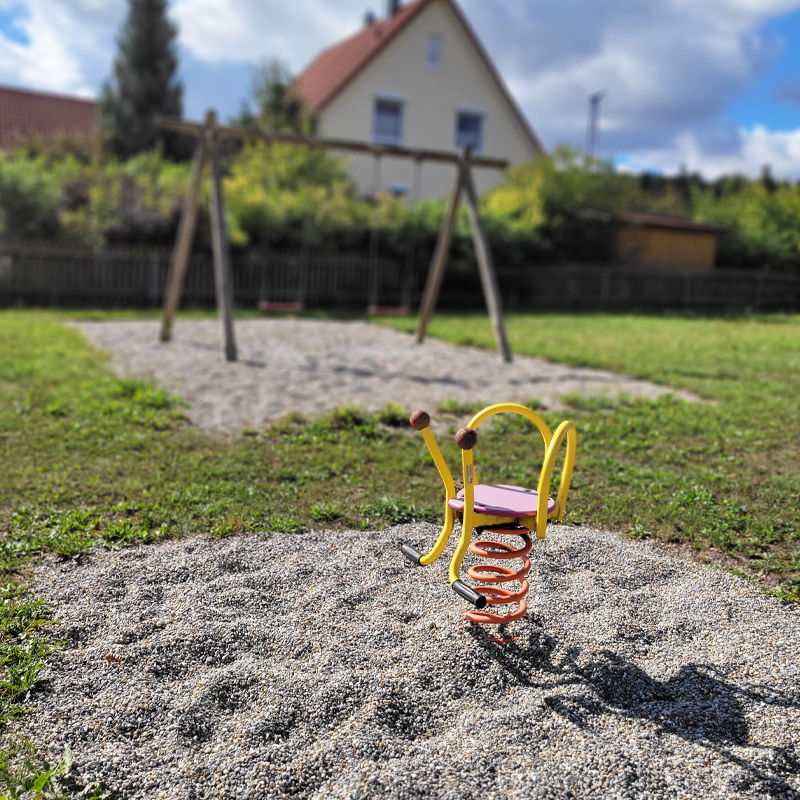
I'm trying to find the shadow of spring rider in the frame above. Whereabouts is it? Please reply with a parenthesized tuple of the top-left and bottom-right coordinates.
(401, 403, 577, 625)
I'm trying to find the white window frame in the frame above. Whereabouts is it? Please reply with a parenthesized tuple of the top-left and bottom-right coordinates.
(372, 93, 405, 146)
(426, 36, 442, 69)
(455, 107, 485, 155)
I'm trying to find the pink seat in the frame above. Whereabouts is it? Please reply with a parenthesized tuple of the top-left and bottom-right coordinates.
(448, 484, 556, 518)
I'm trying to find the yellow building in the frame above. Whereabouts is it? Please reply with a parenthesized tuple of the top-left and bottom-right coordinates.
(617, 212, 721, 271)
(295, 0, 543, 199)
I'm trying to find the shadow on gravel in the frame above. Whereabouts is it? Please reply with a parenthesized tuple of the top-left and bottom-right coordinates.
(468, 622, 800, 799)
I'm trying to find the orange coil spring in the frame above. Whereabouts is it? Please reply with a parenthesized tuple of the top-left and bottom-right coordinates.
(464, 526, 532, 625)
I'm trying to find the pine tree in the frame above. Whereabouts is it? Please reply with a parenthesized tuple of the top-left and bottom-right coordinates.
(99, 0, 184, 159)
(250, 59, 316, 134)
(230, 59, 317, 135)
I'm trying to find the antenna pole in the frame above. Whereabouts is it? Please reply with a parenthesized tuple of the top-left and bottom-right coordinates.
(587, 92, 605, 156)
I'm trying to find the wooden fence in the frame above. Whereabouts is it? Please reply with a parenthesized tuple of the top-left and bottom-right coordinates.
(0, 243, 798, 313)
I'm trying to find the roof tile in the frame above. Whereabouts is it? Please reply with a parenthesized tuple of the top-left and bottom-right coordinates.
(295, 0, 431, 112)
(0, 84, 96, 148)
(620, 212, 722, 233)
(294, 0, 543, 154)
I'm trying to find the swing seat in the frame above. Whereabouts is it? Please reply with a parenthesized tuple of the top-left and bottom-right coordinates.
(258, 301, 306, 313)
(367, 305, 410, 316)
(448, 484, 556, 518)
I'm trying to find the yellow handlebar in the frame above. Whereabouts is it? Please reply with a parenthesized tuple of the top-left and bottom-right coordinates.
(535, 420, 578, 538)
(406, 411, 457, 567)
(402, 404, 578, 609)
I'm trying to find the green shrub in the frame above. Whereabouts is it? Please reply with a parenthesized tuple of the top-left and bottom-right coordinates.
(0, 155, 61, 239)
(5, 132, 800, 272)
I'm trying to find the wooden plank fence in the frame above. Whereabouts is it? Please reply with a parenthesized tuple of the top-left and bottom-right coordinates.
(0, 243, 798, 313)
(493, 264, 800, 313)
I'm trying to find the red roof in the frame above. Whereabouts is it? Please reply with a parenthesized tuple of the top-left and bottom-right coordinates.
(620, 212, 722, 234)
(295, 0, 543, 153)
(0, 84, 96, 147)
(296, 0, 429, 111)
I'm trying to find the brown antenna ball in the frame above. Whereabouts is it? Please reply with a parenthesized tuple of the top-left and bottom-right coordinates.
(455, 427, 478, 450)
(409, 410, 431, 430)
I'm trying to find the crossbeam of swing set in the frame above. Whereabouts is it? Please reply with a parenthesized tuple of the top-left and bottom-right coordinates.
(157, 116, 510, 170)
(157, 111, 513, 363)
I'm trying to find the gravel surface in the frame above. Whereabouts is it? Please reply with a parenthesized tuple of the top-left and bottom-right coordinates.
(74, 319, 696, 434)
(16, 524, 800, 799)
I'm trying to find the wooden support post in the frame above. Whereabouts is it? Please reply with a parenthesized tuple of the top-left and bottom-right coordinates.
(159, 110, 212, 342)
(415, 147, 469, 344)
(462, 168, 512, 363)
(208, 116, 238, 362)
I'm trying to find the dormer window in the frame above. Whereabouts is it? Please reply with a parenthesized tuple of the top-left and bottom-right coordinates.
(427, 36, 442, 68)
(373, 96, 404, 145)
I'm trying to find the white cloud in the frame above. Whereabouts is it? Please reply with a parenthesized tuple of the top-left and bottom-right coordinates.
(453, 0, 800, 176)
(172, 0, 357, 69)
(0, 0, 123, 94)
(460, 0, 793, 150)
(623, 125, 800, 179)
(3, 0, 800, 178)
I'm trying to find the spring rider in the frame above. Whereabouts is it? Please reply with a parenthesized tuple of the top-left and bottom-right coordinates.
(401, 403, 577, 625)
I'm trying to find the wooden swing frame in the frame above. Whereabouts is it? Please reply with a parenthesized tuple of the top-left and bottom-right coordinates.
(157, 110, 512, 363)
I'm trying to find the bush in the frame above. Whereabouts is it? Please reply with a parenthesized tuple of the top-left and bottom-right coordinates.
(3, 132, 800, 274)
(0, 154, 61, 239)
(692, 178, 800, 271)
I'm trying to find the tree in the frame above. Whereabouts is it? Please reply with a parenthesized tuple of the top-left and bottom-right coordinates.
(233, 58, 317, 134)
(98, 0, 185, 159)
(0, 155, 61, 240)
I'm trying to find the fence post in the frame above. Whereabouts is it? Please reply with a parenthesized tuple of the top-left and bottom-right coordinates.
(601, 268, 612, 308)
(259, 216, 270, 306)
(149, 253, 160, 306)
(754, 271, 765, 312)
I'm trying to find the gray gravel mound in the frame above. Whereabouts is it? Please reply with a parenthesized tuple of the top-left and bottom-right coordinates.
(17, 525, 800, 799)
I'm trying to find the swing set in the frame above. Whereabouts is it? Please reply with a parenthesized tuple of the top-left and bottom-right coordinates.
(157, 110, 514, 362)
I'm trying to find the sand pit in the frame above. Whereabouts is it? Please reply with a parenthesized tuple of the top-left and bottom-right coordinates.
(15, 524, 800, 800)
(74, 318, 696, 434)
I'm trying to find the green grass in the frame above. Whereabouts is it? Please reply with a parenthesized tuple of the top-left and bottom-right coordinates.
(378, 311, 800, 601)
(1, 308, 799, 795)
(0, 585, 59, 726)
(3, 309, 799, 595)
(0, 309, 440, 794)
(0, 584, 106, 798)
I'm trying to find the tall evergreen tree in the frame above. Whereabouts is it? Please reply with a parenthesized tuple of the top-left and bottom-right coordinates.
(230, 59, 317, 135)
(99, 0, 184, 159)
(251, 59, 317, 134)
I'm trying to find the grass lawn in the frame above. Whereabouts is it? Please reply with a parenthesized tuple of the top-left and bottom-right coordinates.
(1, 308, 799, 791)
(379, 311, 800, 596)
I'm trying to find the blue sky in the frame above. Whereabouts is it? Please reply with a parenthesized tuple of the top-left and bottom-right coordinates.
(0, 4, 29, 45)
(727, 6, 800, 130)
(3, 0, 800, 179)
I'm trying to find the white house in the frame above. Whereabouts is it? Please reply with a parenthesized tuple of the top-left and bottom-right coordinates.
(295, 0, 544, 199)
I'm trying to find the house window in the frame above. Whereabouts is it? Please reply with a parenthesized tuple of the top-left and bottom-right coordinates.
(455, 111, 484, 154)
(373, 98, 404, 145)
(427, 36, 442, 68)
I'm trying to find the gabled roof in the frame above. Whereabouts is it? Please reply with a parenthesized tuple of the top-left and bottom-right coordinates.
(0, 84, 97, 148)
(620, 212, 722, 234)
(296, 0, 429, 112)
(295, 0, 544, 154)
